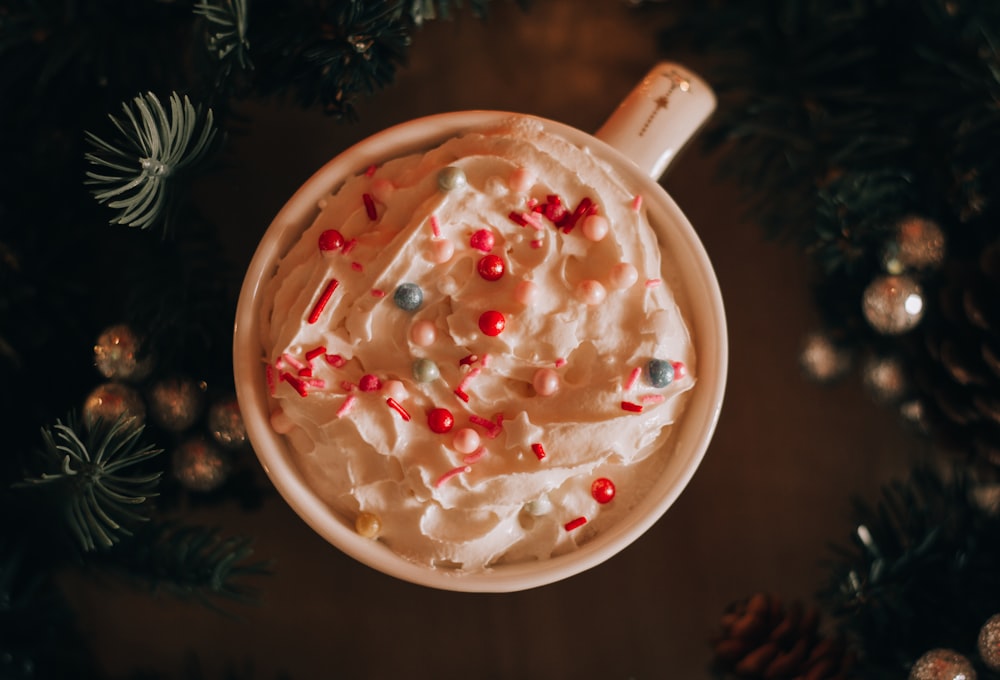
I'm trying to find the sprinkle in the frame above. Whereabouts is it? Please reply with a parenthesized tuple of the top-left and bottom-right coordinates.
(543, 194, 567, 224)
(469, 414, 494, 431)
(359, 374, 382, 392)
(308, 278, 340, 324)
(434, 465, 471, 488)
(645, 278, 662, 288)
(351, 262, 364, 272)
(522, 211, 544, 230)
(325, 354, 347, 368)
(303, 377, 326, 388)
(459, 354, 480, 367)
(454, 388, 470, 403)
(624, 366, 642, 391)
(297, 366, 313, 377)
(508, 211, 528, 227)
(363, 193, 378, 221)
(280, 372, 308, 397)
(562, 197, 597, 233)
(305, 346, 327, 362)
(481, 354, 491, 368)
(341, 380, 356, 392)
(555, 358, 567, 368)
(640, 394, 666, 404)
(336, 394, 357, 418)
(631, 194, 643, 211)
(530, 239, 544, 249)
(386, 397, 411, 421)
(621, 401, 644, 413)
(456, 367, 481, 395)
(564, 516, 588, 532)
(371, 289, 386, 298)
(526, 197, 539, 210)
(531, 443, 546, 460)
(342, 238, 358, 255)
(430, 214, 441, 238)
(282, 352, 308, 372)
(364, 164, 377, 177)
(266, 364, 276, 395)
(463, 447, 487, 464)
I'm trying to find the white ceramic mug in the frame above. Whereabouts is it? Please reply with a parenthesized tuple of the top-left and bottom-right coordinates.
(233, 62, 727, 592)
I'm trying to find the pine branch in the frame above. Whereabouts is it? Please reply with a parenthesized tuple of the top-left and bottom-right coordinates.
(17, 414, 162, 553)
(194, 0, 253, 93)
(84, 91, 219, 232)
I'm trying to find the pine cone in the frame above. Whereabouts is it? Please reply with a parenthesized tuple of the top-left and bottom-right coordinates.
(711, 593, 854, 680)
(914, 238, 1000, 468)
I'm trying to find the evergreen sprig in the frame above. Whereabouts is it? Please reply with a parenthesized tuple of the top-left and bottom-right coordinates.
(822, 464, 1000, 679)
(84, 91, 218, 231)
(19, 415, 162, 552)
(195, 0, 253, 83)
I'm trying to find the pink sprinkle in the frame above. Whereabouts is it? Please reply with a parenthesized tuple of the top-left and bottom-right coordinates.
(430, 215, 441, 238)
(531, 443, 546, 460)
(363, 193, 377, 221)
(274, 355, 285, 370)
(463, 447, 487, 464)
(371, 289, 386, 298)
(303, 377, 326, 388)
(266, 364, 276, 395)
(364, 164, 377, 177)
(325, 354, 347, 368)
(336, 394, 357, 417)
(340, 380, 356, 392)
(526, 197, 539, 210)
(456, 367, 481, 393)
(282, 352, 307, 372)
(624, 366, 642, 391)
(434, 465, 471, 488)
(351, 261, 363, 272)
(308, 278, 340, 324)
(454, 388, 470, 403)
(631, 194, 643, 211)
(342, 238, 358, 255)
(640, 394, 666, 404)
(305, 346, 327, 362)
(645, 278, 662, 288)
(555, 358, 567, 368)
(480, 354, 491, 368)
(459, 354, 480, 367)
(564, 516, 588, 532)
(530, 239, 544, 249)
(386, 397, 411, 421)
(469, 414, 494, 431)
(521, 211, 544, 230)
(280, 372, 308, 397)
(621, 401, 644, 413)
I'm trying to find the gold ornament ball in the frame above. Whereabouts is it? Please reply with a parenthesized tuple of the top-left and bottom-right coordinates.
(885, 216, 946, 272)
(355, 511, 382, 538)
(83, 382, 146, 430)
(207, 395, 247, 449)
(93, 324, 154, 382)
(172, 438, 230, 492)
(799, 332, 852, 383)
(862, 355, 908, 404)
(862, 274, 925, 335)
(148, 376, 206, 432)
(909, 649, 977, 680)
(978, 613, 1000, 671)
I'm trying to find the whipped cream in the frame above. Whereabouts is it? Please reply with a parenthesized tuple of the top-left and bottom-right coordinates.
(258, 119, 694, 571)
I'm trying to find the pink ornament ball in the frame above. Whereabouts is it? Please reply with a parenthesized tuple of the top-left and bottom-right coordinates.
(532, 368, 560, 396)
(608, 262, 638, 290)
(581, 214, 609, 242)
(453, 427, 481, 454)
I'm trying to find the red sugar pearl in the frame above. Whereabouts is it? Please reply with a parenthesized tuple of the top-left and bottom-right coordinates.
(591, 478, 616, 504)
(359, 374, 382, 392)
(427, 407, 455, 434)
(477, 254, 505, 281)
(470, 229, 495, 252)
(479, 310, 506, 337)
(318, 229, 345, 252)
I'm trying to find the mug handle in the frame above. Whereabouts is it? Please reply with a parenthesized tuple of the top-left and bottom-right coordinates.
(594, 62, 716, 180)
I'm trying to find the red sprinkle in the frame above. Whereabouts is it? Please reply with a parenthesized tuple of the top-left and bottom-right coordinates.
(351, 262, 364, 272)
(632, 194, 643, 211)
(459, 354, 480, 367)
(342, 238, 358, 255)
(359, 374, 382, 392)
(325, 354, 347, 368)
(469, 414, 494, 431)
(530, 239, 544, 249)
(371, 289, 386, 298)
(363, 193, 378, 221)
(621, 401, 644, 413)
(555, 358, 567, 368)
(386, 397, 411, 421)
(454, 388, 470, 403)
(266, 364, 276, 395)
(508, 211, 528, 227)
(591, 478, 616, 504)
(297, 366, 313, 377)
(531, 443, 546, 460)
(562, 197, 597, 233)
(672, 361, 687, 380)
(645, 278, 662, 288)
(477, 254, 505, 281)
(305, 346, 327, 361)
(318, 229, 345, 252)
(564, 516, 588, 532)
(280, 372, 308, 397)
(341, 380, 356, 392)
(543, 194, 567, 224)
(282, 352, 307, 372)
(427, 407, 454, 433)
(430, 214, 442, 238)
(364, 164, 377, 177)
(308, 278, 340, 324)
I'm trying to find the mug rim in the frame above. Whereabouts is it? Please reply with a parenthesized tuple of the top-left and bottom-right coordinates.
(233, 110, 728, 592)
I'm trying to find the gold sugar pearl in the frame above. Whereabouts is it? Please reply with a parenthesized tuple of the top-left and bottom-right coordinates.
(355, 511, 382, 539)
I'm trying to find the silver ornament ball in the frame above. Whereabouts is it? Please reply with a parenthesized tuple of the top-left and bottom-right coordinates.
(172, 438, 230, 492)
(862, 355, 908, 404)
(862, 274, 925, 335)
(799, 332, 852, 383)
(94, 324, 155, 382)
(978, 613, 1000, 672)
(83, 382, 146, 430)
(909, 649, 977, 680)
(207, 395, 247, 449)
(148, 376, 206, 432)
